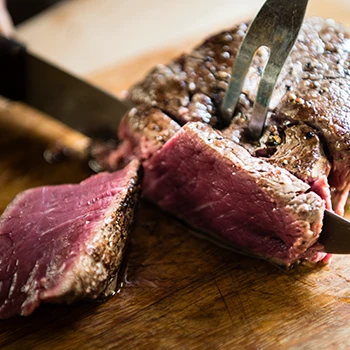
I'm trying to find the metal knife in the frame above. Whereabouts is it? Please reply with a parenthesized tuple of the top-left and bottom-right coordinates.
(0, 36, 349, 254)
(0, 35, 131, 141)
(320, 211, 350, 254)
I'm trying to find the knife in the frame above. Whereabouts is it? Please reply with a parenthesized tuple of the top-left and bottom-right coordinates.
(0, 36, 349, 254)
(320, 211, 350, 254)
(222, 0, 350, 254)
(0, 35, 131, 156)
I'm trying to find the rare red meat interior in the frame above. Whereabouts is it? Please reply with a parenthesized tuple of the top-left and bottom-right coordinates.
(2, 16, 350, 319)
(107, 17, 350, 267)
(143, 122, 328, 267)
(0, 160, 140, 319)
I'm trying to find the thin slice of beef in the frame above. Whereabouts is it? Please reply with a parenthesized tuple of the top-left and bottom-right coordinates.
(0, 160, 140, 319)
(143, 122, 328, 268)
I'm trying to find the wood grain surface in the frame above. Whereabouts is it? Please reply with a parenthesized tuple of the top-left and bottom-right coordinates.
(2, 21, 350, 350)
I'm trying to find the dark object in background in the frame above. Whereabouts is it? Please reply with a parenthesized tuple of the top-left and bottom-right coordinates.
(7, 0, 62, 25)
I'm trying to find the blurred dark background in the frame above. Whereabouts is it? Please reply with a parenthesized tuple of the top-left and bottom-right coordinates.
(7, 0, 62, 25)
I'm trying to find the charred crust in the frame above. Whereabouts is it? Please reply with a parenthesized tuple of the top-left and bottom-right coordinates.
(87, 171, 141, 299)
(59, 165, 141, 303)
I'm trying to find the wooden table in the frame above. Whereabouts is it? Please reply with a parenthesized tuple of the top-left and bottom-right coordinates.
(1, 1, 350, 349)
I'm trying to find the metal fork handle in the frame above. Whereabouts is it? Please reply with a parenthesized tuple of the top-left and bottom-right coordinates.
(221, 0, 309, 139)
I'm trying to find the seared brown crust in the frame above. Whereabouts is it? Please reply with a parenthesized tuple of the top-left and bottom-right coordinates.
(94, 106, 181, 171)
(186, 93, 217, 126)
(119, 106, 181, 153)
(127, 60, 189, 121)
(127, 17, 350, 213)
(184, 23, 251, 111)
(40, 160, 141, 303)
(268, 124, 331, 185)
(273, 19, 350, 213)
(142, 122, 326, 267)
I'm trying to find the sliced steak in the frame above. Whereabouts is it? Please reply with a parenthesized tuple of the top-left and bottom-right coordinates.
(102, 17, 350, 267)
(0, 160, 140, 319)
(126, 17, 350, 214)
(95, 105, 181, 171)
(221, 18, 350, 214)
(143, 122, 328, 268)
(118, 106, 181, 160)
(274, 76, 350, 215)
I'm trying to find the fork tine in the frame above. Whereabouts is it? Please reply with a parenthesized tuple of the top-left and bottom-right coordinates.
(249, 45, 291, 139)
(220, 42, 256, 125)
(221, 0, 309, 138)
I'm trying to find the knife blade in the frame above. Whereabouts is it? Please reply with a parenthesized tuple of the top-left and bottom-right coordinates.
(0, 35, 131, 139)
(0, 36, 349, 255)
(319, 210, 350, 254)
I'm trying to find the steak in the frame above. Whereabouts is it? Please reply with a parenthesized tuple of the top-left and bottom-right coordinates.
(0, 160, 140, 319)
(105, 17, 350, 267)
(267, 124, 332, 209)
(95, 106, 181, 171)
(127, 60, 189, 122)
(125, 17, 350, 215)
(143, 122, 328, 267)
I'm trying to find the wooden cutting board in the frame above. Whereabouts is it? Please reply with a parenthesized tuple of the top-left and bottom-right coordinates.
(2, 25, 350, 350)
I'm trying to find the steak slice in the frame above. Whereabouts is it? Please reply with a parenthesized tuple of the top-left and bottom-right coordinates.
(0, 160, 140, 319)
(143, 122, 328, 268)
